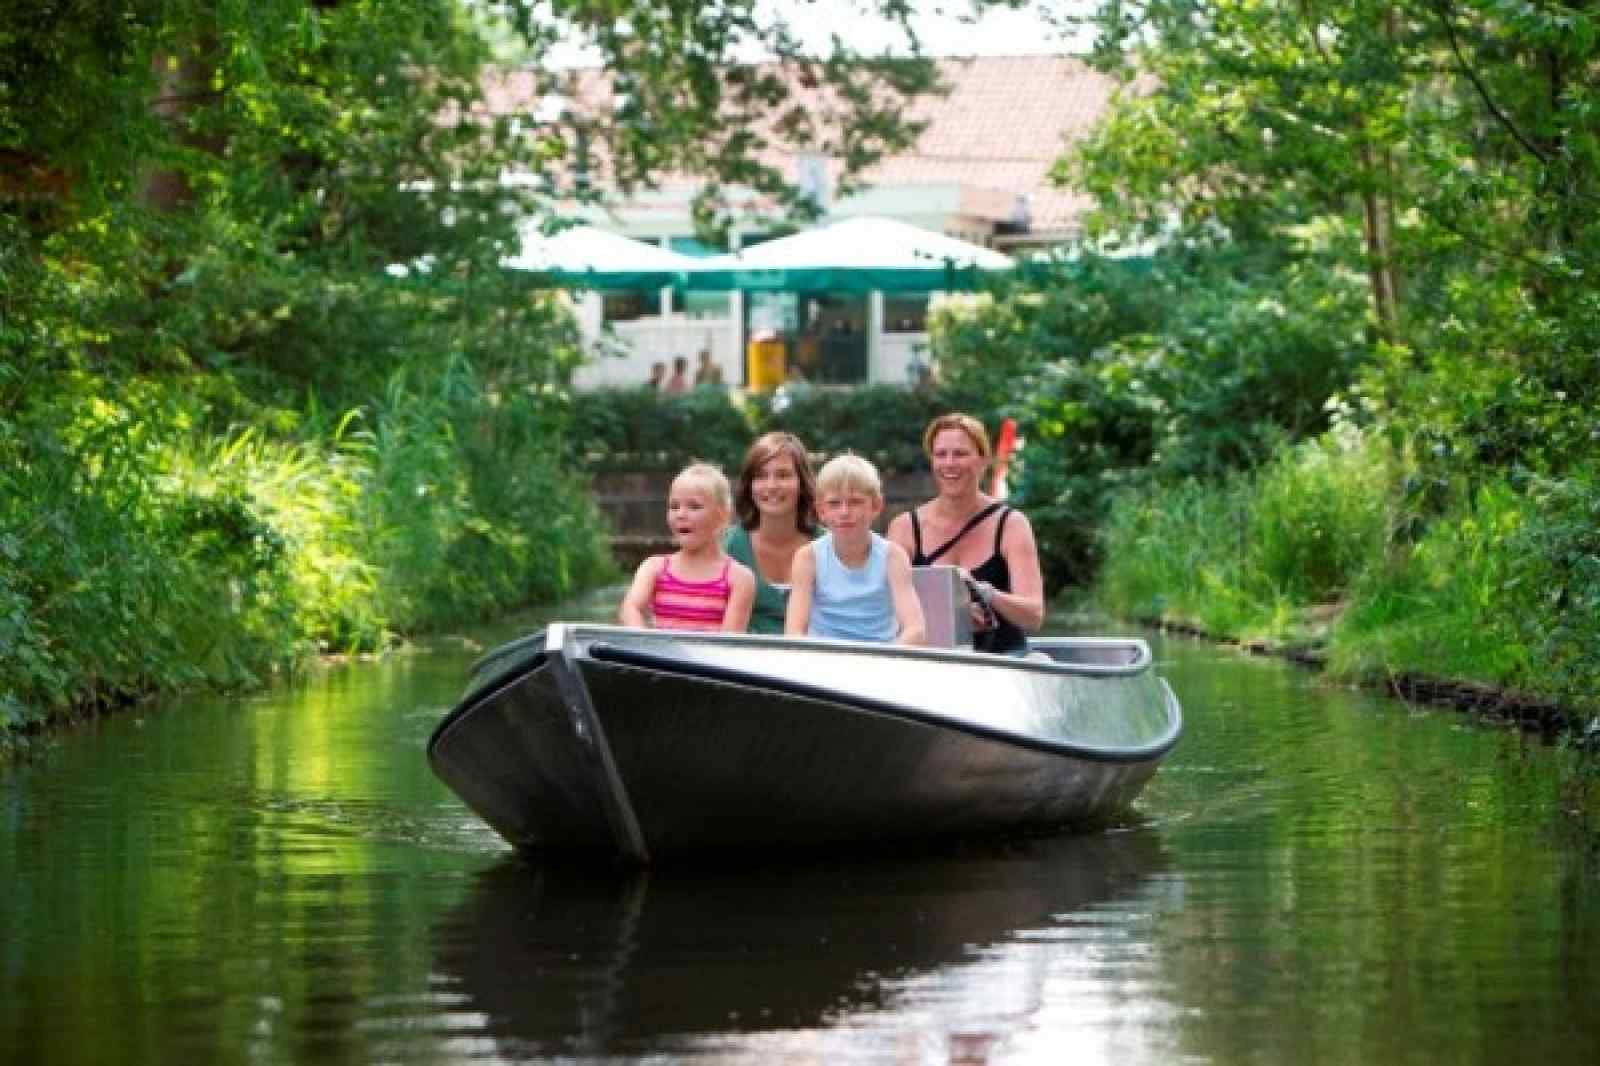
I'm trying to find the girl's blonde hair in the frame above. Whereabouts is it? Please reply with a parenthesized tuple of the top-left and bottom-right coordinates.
(671, 461, 733, 514)
(815, 453, 882, 499)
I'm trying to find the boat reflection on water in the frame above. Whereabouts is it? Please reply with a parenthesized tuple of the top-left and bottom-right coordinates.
(431, 831, 1171, 1059)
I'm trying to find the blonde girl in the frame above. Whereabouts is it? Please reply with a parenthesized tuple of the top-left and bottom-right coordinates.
(620, 462, 756, 632)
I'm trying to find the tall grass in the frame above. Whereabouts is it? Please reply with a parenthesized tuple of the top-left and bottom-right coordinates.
(1, 384, 309, 731)
(1328, 478, 1531, 688)
(2, 361, 614, 741)
(1095, 427, 1600, 709)
(1096, 429, 1392, 643)
(350, 354, 615, 631)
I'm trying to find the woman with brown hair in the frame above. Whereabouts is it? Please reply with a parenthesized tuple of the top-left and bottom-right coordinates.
(886, 413, 1045, 653)
(722, 432, 821, 634)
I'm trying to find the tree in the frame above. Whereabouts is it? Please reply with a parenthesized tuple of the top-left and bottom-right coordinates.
(1065, 0, 1600, 476)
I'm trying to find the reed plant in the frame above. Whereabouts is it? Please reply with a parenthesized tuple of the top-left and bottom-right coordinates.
(1241, 431, 1392, 604)
(2, 353, 615, 740)
(1096, 475, 1274, 638)
(1, 384, 311, 732)
(1095, 428, 1394, 644)
(1328, 479, 1532, 689)
(350, 354, 614, 632)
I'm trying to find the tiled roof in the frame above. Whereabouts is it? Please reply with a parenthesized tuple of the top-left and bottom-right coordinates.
(479, 55, 1119, 237)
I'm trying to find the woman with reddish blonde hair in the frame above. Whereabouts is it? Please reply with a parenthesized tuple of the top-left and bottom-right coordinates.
(723, 432, 821, 634)
(887, 413, 1045, 653)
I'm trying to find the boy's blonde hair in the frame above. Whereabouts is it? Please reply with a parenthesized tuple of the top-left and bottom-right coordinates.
(815, 453, 882, 499)
(671, 461, 733, 514)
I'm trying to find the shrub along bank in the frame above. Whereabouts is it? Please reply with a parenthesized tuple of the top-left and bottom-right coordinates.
(929, 244, 1600, 737)
(566, 380, 993, 476)
(1093, 427, 1600, 733)
(1, 349, 614, 744)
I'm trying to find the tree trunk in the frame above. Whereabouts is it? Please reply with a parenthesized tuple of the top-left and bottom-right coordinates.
(143, 38, 222, 211)
(1357, 145, 1400, 340)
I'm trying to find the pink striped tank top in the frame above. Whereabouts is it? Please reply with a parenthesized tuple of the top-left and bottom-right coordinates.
(650, 556, 733, 631)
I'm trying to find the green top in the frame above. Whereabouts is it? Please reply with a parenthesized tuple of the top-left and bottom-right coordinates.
(723, 524, 813, 635)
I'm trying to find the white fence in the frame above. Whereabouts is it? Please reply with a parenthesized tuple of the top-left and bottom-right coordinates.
(571, 314, 932, 390)
(573, 316, 741, 390)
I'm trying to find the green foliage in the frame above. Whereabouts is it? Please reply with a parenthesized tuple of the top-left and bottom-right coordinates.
(1330, 480, 1534, 692)
(1497, 471, 1600, 709)
(1095, 475, 1269, 638)
(932, 250, 1371, 588)
(1097, 428, 1395, 642)
(1070, 0, 1600, 487)
(750, 382, 989, 473)
(0, 383, 309, 725)
(566, 380, 996, 478)
(352, 355, 613, 631)
(567, 386, 755, 473)
(1243, 431, 1392, 603)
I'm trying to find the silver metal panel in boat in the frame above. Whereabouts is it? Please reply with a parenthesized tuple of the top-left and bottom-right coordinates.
(428, 624, 1183, 861)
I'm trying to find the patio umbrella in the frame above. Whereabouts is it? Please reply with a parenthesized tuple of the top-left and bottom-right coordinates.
(503, 223, 697, 290)
(678, 216, 1015, 293)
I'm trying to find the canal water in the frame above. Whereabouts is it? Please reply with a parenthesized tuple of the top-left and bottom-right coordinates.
(4, 591, 1598, 1064)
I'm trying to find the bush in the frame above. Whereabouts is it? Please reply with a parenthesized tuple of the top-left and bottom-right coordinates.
(356, 356, 614, 630)
(1095, 427, 1395, 641)
(568, 386, 754, 472)
(1497, 470, 1600, 707)
(749, 382, 990, 473)
(1330, 479, 1532, 690)
(567, 380, 997, 477)
(1096, 475, 1267, 637)
(1243, 431, 1392, 603)
(932, 249, 1371, 590)
(0, 386, 310, 728)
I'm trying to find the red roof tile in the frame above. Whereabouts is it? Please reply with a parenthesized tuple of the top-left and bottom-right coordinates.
(479, 55, 1118, 237)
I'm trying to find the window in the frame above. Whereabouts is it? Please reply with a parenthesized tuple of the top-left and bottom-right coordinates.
(884, 294, 931, 333)
(601, 290, 648, 323)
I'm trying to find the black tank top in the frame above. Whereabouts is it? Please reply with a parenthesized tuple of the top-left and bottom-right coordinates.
(909, 503, 1027, 654)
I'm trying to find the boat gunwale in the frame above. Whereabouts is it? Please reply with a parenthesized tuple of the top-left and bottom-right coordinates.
(584, 639, 1184, 765)
(426, 654, 547, 759)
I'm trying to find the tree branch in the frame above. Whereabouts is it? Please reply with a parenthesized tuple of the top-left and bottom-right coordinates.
(1432, 0, 1549, 164)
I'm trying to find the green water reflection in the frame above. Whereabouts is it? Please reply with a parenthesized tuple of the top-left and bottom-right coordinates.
(2, 599, 1598, 1064)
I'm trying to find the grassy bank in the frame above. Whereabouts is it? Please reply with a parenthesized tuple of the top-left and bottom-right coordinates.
(1093, 425, 1600, 735)
(0, 365, 614, 746)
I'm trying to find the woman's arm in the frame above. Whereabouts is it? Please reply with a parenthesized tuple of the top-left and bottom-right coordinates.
(618, 556, 664, 628)
(886, 544, 927, 646)
(783, 545, 817, 636)
(885, 508, 915, 558)
(988, 511, 1046, 632)
(722, 562, 756, 632)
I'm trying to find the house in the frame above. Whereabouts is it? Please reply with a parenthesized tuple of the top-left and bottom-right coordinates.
(480, 56, 1119, 389)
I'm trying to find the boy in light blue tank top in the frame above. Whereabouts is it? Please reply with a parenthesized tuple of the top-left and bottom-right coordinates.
(785, 454, 926, 645)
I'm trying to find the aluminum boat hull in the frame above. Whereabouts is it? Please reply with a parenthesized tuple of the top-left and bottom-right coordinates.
(427, 624, 1182, 861)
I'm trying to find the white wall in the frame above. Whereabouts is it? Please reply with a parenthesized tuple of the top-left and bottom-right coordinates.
(573, 314, 741, 389)
(875, 332, 931, 386)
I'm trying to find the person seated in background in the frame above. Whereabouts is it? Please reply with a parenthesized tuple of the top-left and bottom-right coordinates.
(663, 355, 690, 394)
(694, 348, 723, 387)
(647, 361, 666, 391)
(786, 453, 925, 646)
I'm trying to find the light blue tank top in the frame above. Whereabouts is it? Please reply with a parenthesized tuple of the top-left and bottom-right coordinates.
(808, 532, 897, 643)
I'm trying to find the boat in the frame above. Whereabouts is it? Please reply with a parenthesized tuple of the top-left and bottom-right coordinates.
(427, 620, 1183, 862)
